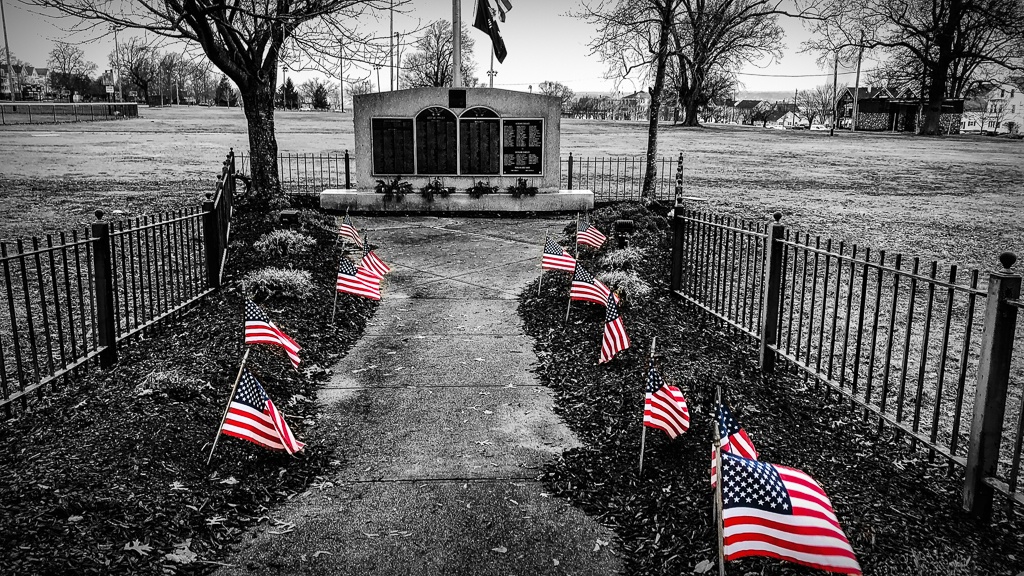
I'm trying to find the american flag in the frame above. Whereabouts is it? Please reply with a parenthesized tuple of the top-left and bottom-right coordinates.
(599, 292, 630, 363)
(712, 402, 759, 485)
(719, 451, 862, 575)
(338, 213, 362, 246)
(577, 220, 607, 248)
(570, 266, 618, 306)
(337, 258, 381, 301)
(541, 239, 576, 272)
(243, 299, 301, 368)
(221, 370, 305, 455)
(360, 241, 391, 281)
(642, 366, 689, 438)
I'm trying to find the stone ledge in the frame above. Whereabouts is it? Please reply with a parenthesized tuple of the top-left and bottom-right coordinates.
(320, 189, 594, 213)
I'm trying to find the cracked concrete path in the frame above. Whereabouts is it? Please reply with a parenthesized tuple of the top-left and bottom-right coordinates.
(217, 217, 620, 576)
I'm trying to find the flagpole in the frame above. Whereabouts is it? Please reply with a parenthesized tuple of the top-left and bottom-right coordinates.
(207, 348, 250, 466)
(452, 0, 462, 88)
(714, 384, 727, 576)
(538, 235, 547, 296)
(639, 336, 656, 475)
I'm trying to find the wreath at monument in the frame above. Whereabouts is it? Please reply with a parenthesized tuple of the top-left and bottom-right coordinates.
(506, 178, 539, 198)
(466, 181, 499, 199)
(374, 176, 413, 201)
(420, 179, 456, 203)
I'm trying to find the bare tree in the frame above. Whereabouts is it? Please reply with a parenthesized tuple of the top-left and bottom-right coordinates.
(109, 36, 159, 102)
(48, 41, 97, 96)
(29, 0, 399, 200)
(579, 0, 683, 199)
(401, 20, 477, 88)
(537, 81, 576, 114)
(349, 78, 374, 97)
(804, 0, 1024, 135)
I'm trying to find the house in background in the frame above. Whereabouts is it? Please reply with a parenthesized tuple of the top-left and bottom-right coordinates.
(980, 80, 1023, 135)
(837, 86, 964, 133)
(731, 99, 767, 124)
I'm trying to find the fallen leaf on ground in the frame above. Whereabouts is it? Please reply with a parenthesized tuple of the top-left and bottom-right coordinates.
(491, 546, 508, 554)
(165, 539, 197, 564)
(693, 559, 713, 574)
(123, 540, 152, 556)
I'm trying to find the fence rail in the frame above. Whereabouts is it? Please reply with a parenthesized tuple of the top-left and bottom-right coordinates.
(237, 152, 679, 202)
(0, 150, 235, 414)
(670, 209, 1023, 519)
(0, 103, 139, 125)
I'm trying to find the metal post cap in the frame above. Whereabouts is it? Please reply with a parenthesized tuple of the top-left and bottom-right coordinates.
(95, 210, 104, 220)
(773, 212, 782, 222)
(998, 252, 1017, 270)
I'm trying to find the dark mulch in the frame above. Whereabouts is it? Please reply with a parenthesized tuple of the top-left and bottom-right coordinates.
(0, 201, 377, 575)
(518, 202, 1024, 575)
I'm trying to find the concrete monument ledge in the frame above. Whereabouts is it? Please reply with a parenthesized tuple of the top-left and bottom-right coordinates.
(321, 188, 594, 213)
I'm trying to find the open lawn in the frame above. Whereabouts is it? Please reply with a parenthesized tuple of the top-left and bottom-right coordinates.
(1, 106, 1021, 270)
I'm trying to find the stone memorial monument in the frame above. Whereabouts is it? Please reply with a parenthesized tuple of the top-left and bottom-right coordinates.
(320, 87, 594, 213)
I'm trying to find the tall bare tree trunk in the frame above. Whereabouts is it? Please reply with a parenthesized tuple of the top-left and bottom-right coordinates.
(641, 4, 672, 200)
(240, 81, 281, 200)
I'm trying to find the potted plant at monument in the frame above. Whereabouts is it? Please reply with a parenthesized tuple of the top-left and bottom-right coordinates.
(420, 178, 455, 203)
(375, 176, 413, 202)
(467, 181, 499, 199)
(506, 178, 539, 199)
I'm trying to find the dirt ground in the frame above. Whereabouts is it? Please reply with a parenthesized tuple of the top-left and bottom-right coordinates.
(0, 106, 1021, 269)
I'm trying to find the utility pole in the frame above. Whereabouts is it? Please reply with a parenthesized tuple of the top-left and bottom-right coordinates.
(339, 38, 345, 112)
(1, 0, 13, 101)
(852, 30, 865, 132)
(394, 32, 401, 90)
(112, 26, 124, 102)
(452, 0, 462, 87)
(389, 0, 394, 91)
(488, 48, 495, 88)
(830, 51, 839, 137)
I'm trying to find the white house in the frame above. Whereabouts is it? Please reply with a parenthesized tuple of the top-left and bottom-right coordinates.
(981, 81, 1023, 135)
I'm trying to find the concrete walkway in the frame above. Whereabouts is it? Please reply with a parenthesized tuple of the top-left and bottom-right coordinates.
(218, 217, 620, 576)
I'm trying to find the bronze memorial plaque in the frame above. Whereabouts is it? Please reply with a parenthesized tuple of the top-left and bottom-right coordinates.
(502, 119, 543, 175)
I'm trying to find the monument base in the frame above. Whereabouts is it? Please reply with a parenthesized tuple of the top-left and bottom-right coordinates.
(320, 189, 594, 214)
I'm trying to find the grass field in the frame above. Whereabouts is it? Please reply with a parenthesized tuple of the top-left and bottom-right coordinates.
(1, 106, 1021, 271)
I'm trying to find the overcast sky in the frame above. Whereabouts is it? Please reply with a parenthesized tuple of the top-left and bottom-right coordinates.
(3, 0, 873, 95)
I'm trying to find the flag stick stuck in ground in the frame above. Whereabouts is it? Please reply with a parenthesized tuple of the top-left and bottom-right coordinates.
(207, 348, 251, 465)
(714, 385, 727, 576)
(638, 337, 656, 475)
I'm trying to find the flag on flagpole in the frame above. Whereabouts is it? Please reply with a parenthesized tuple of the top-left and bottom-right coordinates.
(719, 451, 862, 575)
(577, 220, 607, 248)
(599, 292, 630, 363)
(360, 241, 391, 281)
(570, 266, 618, 306)
(542, 238, 576, 272)
(337, 258, 382, 300)
(473, 0, 508, 63)
(339, 214, 362, 246)
(712, 402, 759, 485)
(243, 299, 301, 368)
(642, 366, 689, 438)
(492, 0, 512, 21)
(221, 370, 305, 455)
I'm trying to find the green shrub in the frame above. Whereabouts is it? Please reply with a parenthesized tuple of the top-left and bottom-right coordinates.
(253, 229, 316, 258)
(599, 247, 645, 271)
(243, 267, 315, 299)
(599, 270, 652, 300)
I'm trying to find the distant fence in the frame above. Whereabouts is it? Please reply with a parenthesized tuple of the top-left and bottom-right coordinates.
(0, 150, 235, 415)
(0, 103, 139, 125)
(236, 152, 680, 202)
(669, 208, 1023, 519)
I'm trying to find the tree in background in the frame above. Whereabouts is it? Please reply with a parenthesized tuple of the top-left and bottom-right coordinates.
(277, 78, 300, 109)
(182, 58, 216, 104)
(580, 0, 682, 199)
(215, 74, 238, 107)
(401, 20, 478, 88)
(796, 83, 845, 126)
(48, 41, 97, 98)
(109, 37, 159, 103)
(29, 0, 402, 202)
(538, 81, 576, 114)
(158, 52, 184, 104)
(300, 78, 333, 110)
(804, 0, 1024, 135)
(348, 78, 375, 97)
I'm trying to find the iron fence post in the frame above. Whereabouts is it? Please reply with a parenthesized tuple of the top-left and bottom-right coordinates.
(202, 194, 222, 288)
(567, 153, 574, 190)
(670, 209, 685, 293)
(344, 149, 351, 189)
(963, 252, 1020, 519)
(759, 213, 786, 372)
(90, 211, 117, 367)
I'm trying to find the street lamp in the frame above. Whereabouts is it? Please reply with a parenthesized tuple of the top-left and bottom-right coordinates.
(373, 64, 382, 93)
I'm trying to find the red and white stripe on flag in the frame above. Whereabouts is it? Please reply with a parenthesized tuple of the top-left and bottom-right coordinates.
(338, 215, 362, 246)
(577, 221, 607, 248)
(720, 452, 862, 575)
(221, 371, 304, 455)
(361, 250, 391, 280)
(643, 385, 690, 438)
(542, 239, 576, 272)
(599, 293, 629, 363)
(337, 259, 381, 300)
(243, 300, 301, 368)
(570, 267, 619, 306)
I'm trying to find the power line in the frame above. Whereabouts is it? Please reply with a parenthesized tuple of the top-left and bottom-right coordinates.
(736, 68, 878, 78)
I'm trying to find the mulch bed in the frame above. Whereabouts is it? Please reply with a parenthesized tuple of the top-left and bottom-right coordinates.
(518, 202, 1024, 575)
(0, 199, 377, 575)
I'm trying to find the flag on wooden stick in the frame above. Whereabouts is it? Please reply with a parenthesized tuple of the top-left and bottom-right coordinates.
(244, 299, 301, 368)
(718, 451, 862, 575)
(542, 238, 576, 272)
(712, 402, 759, 485)
(221, 370, 305, 455)
(570, 266, 617, 306)
(337, 258, 382, 301)
(360, 240, 391, 281)
(642, 366, 690, 438)
(599, 292, 630, 364)
(339, 213, 362, 246)
(577, 220, 607, 249)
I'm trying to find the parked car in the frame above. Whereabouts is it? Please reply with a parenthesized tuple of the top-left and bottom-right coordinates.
(810, 124, 827, 131)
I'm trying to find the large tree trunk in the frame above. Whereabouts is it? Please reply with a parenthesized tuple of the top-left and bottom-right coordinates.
(681, 94, 700, 127)
(641, 6, 672, 201)
(240, 81, 282, 201)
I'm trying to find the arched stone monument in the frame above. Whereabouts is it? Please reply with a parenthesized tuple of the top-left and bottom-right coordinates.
(320, 87, 594, 213)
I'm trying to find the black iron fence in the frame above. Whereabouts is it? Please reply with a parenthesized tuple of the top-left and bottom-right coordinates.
(0, 151, 235, 415)
(0, 103, 139, 125)
(236, 152, 679, 202)
(670, 208, 1022, 519)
